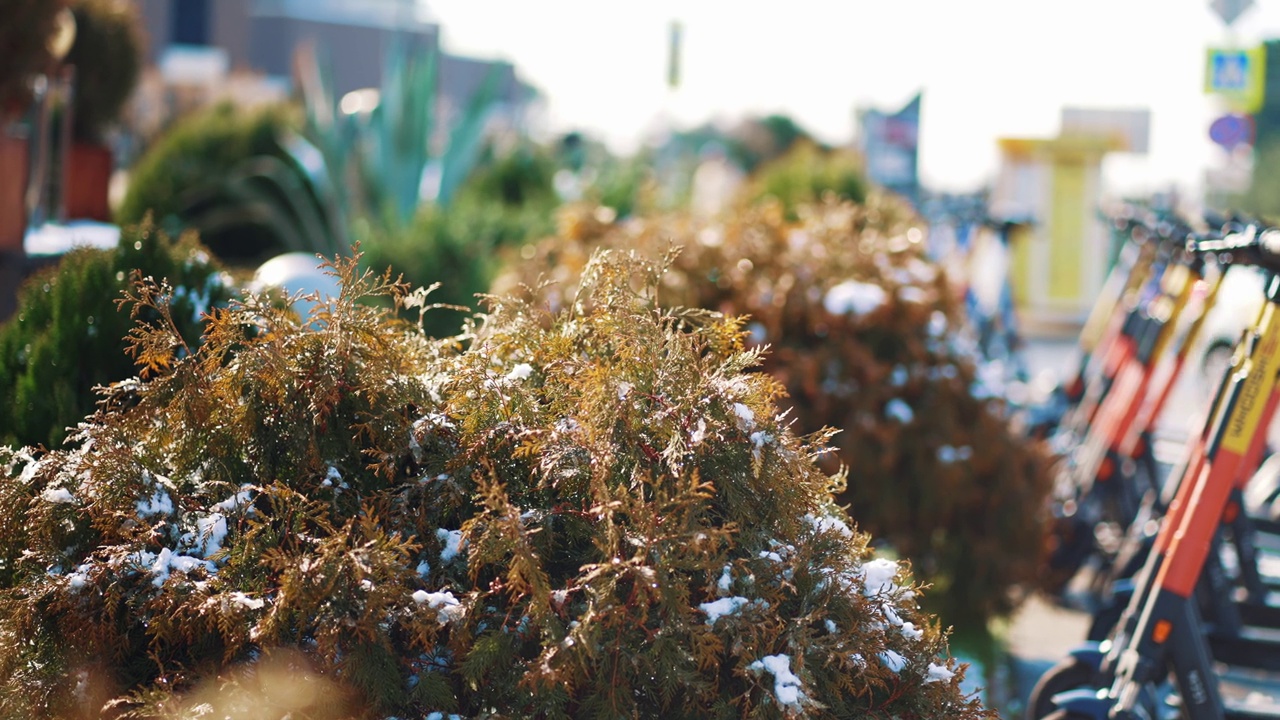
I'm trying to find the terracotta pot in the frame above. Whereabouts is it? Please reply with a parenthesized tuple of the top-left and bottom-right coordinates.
(0, 129, 27, 324)
(65, 142, 113, 222)
(0, 130, 28, 253)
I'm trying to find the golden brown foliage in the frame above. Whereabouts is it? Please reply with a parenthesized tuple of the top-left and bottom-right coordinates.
(1, 252, 992, 719)
(494, 198, 1054, 628)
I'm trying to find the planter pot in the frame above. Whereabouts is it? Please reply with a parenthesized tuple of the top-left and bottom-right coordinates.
(0, 128, 28, 324)
(0, 129, 28, 253)
(65, 142, 112, 222)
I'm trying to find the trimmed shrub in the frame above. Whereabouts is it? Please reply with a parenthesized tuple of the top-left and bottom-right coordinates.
(65, 0, 143, 143)
(116, 103, 316, 262)
(745, 142, 868, 221)
(358, 145, 561, 338)
(0, 0, 65, 120)
(493, 198, 1054, 630)
(0, 252, 990, 719)
(0, 221, 231, 449)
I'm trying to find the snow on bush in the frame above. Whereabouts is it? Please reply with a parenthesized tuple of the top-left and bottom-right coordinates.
(0, 253, 989, 718)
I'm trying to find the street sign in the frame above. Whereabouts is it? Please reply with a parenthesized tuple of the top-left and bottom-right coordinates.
(1205, 46, 1266, 114)
(1209, 114, 1254, 149)
(1211, 0, 1254, 25)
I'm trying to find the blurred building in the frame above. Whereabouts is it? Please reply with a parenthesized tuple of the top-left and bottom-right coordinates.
(126, 0, 534, 128)
(991, 108, 1149, 333)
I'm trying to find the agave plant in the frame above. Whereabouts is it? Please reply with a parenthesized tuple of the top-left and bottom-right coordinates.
(293, 38, 502, 236)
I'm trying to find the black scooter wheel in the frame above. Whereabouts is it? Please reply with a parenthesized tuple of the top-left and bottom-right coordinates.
(1026, 656, 1096, 720)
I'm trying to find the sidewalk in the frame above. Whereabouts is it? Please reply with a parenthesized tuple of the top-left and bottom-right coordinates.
(998, 595, 1092, 718)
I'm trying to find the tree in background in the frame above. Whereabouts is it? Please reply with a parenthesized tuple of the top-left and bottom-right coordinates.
(1239, 39, 1280, 218)
(0, 0, 67, 119)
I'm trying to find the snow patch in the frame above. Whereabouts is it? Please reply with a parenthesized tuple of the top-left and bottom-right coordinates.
(41, 487, 76, 504)
(507, 363, 533, 381)
(150, 547, 215, 587)
(717, 565, 733, 594)
(413, 590, 464, 626)
(436, 529, 465, 563)
(136, 489, 174, 517)
(925, 662, 955, 683)
(860, 558, 900, 596)
(805, 513, 853, 539)
(884, 398, 914, 424)
(879, 649, 908, 673)
(824, 280, 887, 316)
(228, 592, 265, 610)
(193, 513, 228, 558)
(699, 596, 750, 624)
(749, 654, 806, 710)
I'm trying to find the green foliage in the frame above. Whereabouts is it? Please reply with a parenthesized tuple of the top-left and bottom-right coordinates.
(0, 0, 64, 119)
(495, 198, 1054, 630)
(295, 40, 502, 236)
(746, 142, 868, 220)
(0, 221, 230, 449)
(65, 0, 143, 143)
(465, 142, 558, 209)
(0, 252, 991, 718)
(116, 103, 342, 262)
(358, 144, 560, 338)
(1236, 138, 1280, 221)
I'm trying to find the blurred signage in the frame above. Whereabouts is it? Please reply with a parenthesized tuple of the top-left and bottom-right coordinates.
(1209, 113, 1254, 149)
(1205, 46, 1266, 113)
(1060, 108, 1150, 153)
(860, 93, 921, 203)
(1210, 0, 1254, 25)
(667, 21, 682, 90)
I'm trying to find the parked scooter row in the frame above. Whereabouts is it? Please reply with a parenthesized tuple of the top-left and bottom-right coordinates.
(1039, 208, 1224, 601)
(1028, 217, 1280, 720)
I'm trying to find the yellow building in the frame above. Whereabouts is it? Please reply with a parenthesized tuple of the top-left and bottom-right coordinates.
(992, 134, 1127, 334)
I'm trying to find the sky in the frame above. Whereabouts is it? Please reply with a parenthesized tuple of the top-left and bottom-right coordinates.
(422, 0, 1280, 199)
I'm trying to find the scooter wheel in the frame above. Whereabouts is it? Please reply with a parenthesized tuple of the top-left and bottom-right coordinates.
(1026, 656, 1096, 720)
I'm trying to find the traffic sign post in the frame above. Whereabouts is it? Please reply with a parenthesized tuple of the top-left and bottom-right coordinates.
(1211, 0, 1255, 26)
(1205, 46, 1266, 114)
(1209, 113, 1254, 150)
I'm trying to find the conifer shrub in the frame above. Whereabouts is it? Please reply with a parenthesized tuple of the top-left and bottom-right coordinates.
(0, 221, 230, 449)
(494, 198, 1054, 631)
(745, 142, 867, 220)
(358, 146, 560, 338)
(65, 0, 144, 143)
(0, 0, 65, 119)
(116, 103, 314, 262)
(0, 252, 991, 719)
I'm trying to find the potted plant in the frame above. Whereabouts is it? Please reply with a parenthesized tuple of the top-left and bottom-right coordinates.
(61, 0, 142, 222)
(0, 0, 69, 322)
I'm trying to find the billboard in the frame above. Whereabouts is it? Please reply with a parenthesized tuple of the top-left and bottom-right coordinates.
(859, 93, 921, 204)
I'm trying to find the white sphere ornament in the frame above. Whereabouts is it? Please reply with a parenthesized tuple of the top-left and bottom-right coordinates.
(252, 253, 342, 318)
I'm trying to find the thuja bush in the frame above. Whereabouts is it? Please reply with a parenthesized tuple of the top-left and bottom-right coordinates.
(65, 0, 144, 143)
(494, 198, 1054, 630)
(0, 221, 231, 449)
(745, 142, 867, 221)
(0, 252, 989, 719)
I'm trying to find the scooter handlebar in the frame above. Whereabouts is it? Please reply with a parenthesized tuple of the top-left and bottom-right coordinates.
(1187, 226, 1280, 271)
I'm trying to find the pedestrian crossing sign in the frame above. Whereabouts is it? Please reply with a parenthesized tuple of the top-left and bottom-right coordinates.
(1206, 46, 1266, 113)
